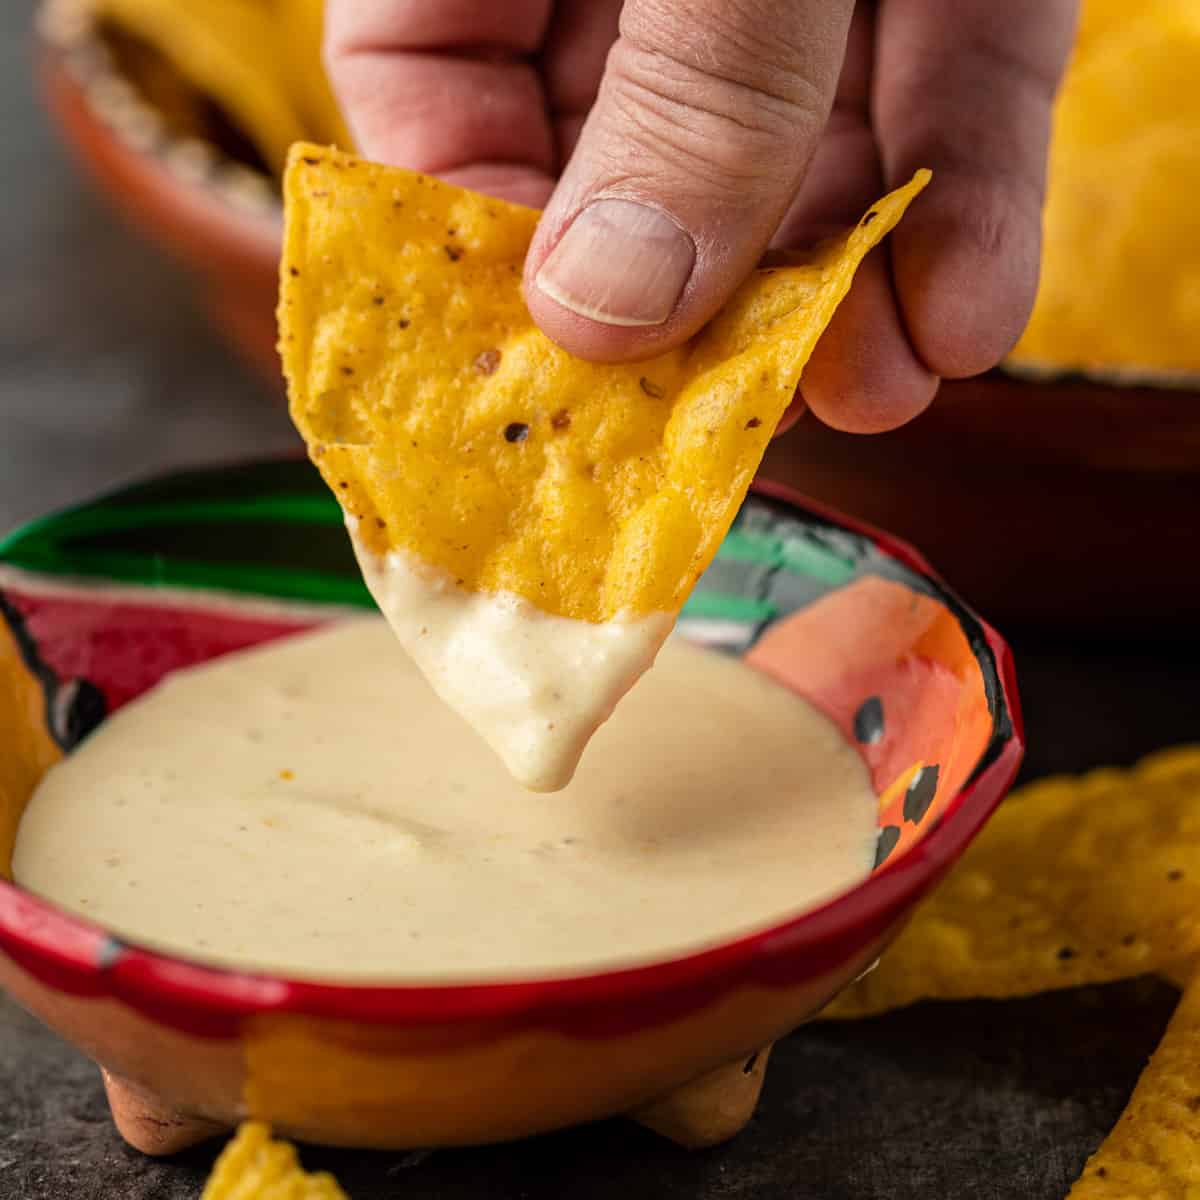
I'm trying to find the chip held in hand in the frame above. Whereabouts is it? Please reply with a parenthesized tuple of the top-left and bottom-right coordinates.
(279, 143, 929, 790)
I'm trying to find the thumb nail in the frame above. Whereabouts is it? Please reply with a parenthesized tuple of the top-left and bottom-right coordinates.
(535, 199, 694, 327)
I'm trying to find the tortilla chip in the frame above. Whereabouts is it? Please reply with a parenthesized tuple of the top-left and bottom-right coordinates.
(275, 0, 354, 151)
(201, 1122, 346, 1200)
(1164, 957, 1200, 990)
(823, 747, 1200, 1019)
(1072, 0, 1173, 57)
(279, 143, 928, 624)
(1010, 1, 1200, 379)
(93, 0, 306, 173)
(1068, 974, 1200, 1197)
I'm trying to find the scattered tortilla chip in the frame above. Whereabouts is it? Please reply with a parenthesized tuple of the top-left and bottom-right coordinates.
(92, 0, 306, 173)
(201, 1122, 347, 1200)
(1010, 0, 1200, 379)
(280, 143, 928, 624)
(823, 747, 1200, 1019)
(1068, 973, 1200, 1198)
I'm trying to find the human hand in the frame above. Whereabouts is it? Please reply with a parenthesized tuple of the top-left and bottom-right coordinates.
(326, 0, 1078, 432)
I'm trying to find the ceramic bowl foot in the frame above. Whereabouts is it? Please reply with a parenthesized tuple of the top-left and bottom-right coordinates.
(630, 1044, 772, 1149)
(102, 1070, 228, 1156)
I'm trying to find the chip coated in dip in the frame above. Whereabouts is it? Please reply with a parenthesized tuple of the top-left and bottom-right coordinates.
(350, 526, 673, 792)
(13, 621, 878, 982)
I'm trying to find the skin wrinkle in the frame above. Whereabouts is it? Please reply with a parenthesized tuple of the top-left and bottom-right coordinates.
(613, 41, 826, 146)
(622, 0, 844, 107)
(601, 59, 815, 195)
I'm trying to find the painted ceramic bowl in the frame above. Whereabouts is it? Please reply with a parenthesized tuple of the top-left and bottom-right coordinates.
(0, 459, 1022, 1155)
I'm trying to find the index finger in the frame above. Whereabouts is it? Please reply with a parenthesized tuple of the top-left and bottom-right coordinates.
(324, 0, 557, 205)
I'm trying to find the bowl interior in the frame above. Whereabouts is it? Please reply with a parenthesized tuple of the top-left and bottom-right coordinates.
(0, 458, 1014, 982)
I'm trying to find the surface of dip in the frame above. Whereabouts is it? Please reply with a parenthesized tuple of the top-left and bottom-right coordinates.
(13, 620, 878, 981)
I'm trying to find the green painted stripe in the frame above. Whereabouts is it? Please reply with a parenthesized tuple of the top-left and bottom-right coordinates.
(714, 528, 784, 566)
(0, 477, 852, 616)
(0, 495, 344, 557)
(775, 538, 856, 584)
(714, 527, 856, 586)
(681, 591, 774, 622)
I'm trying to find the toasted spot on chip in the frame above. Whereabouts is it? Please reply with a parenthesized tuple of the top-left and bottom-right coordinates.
(201, 1122, 347, 1199)
(279, 143, 928, 624)
(823, 747, 1200, 1018)
(474, 348, 502, 375)
(1067, 973, 1200, 1198)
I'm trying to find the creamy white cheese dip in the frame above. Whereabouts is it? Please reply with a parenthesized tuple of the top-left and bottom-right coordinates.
(13, 620, 877, 982)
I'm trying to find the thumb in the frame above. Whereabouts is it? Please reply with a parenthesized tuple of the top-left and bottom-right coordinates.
(525, 0, 855, 361)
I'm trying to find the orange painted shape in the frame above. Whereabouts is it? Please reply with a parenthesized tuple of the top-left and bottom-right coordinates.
(0, 620, 61, 877)
(746, 576, 992, 856)
(877, 762, 925, 819)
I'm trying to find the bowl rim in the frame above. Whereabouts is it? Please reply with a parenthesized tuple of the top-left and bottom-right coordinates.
(0, 478, 1023, 1034)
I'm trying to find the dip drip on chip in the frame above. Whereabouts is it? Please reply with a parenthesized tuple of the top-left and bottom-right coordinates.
(279, 144, 928, 790)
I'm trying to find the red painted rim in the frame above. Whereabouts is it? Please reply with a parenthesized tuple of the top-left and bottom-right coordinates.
(0, 482, 1024, 1038)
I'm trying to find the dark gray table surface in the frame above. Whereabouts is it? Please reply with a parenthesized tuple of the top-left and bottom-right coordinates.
(2, 5, 1199, 1196)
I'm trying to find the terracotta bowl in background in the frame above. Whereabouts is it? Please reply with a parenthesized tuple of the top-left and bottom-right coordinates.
(36, 0, 283, 378)
(0, 459, 1021, 1154)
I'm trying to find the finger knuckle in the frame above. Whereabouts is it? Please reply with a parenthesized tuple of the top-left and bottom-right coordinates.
(603, 35, 825, 194)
